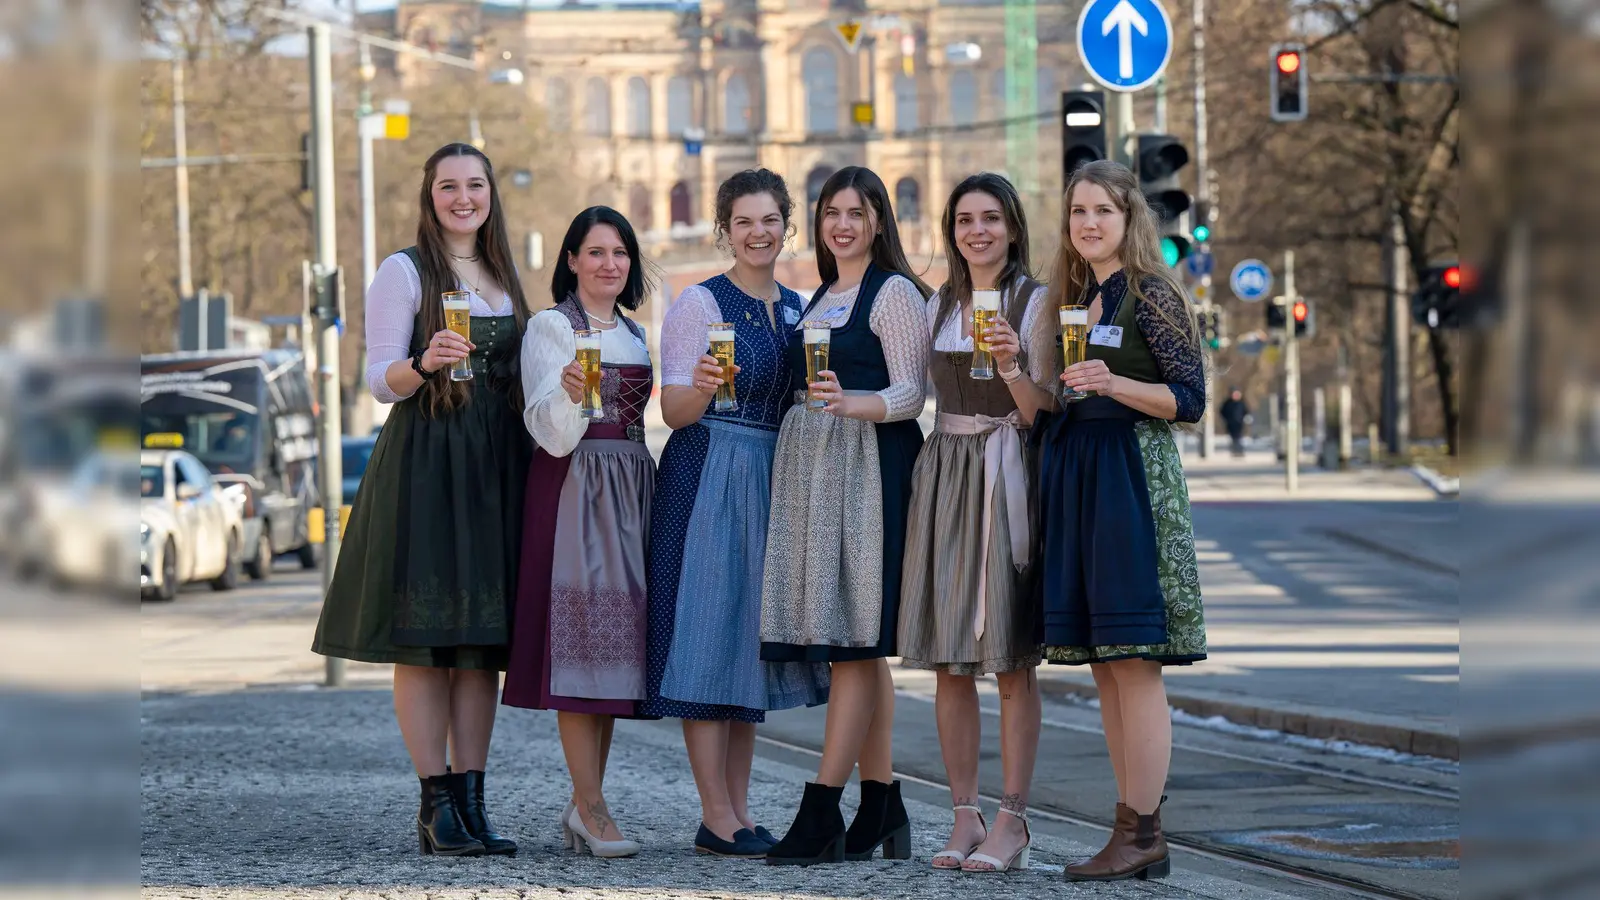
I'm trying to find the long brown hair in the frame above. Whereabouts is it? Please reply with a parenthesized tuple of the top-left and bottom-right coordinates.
(935, 172, 1032, 334)
(1030, 159, 1199, 390)
(413, 142, 531, 416)
(812, 166, 933, 299)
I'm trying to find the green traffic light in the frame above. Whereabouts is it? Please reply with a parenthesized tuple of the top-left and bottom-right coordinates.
(1192, 223, 1211, 243)
(1161, 237, 1180, 267)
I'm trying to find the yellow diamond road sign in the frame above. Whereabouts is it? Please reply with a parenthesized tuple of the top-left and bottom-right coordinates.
(836, 21, 863, 52)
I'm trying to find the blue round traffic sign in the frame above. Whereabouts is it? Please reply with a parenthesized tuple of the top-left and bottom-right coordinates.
(1185, 250, 1214, 279)
(1230, 259, 1274, 302)
(1077, 0, 1174, 93)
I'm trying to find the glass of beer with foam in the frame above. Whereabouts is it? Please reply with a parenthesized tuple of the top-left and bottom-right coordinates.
(1059, 305, 1091, 403)
(443, 291, 473, 382)
(970, 288, 1000, 380)
(802, 321, 831, 410)
(574, 329, 603, 418)
(708, 322, 738, 413)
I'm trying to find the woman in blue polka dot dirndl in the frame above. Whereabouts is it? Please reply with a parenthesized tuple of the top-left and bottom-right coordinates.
(641, 170, 830, 859)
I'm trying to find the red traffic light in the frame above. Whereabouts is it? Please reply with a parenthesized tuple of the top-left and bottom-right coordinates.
(1276, 51, 1302, 74)
(1443, 266, 1461, 289)
(1292, 300, 1308, 321)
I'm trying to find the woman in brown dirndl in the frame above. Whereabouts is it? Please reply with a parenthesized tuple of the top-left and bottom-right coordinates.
(502, 207, 655, 859)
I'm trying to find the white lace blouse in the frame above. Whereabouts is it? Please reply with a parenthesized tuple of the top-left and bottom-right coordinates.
(797, 274, 929, 423)
(927, 277, 1050, 354)
(518, 308, 651, 457)
(363, 251, 513, 404)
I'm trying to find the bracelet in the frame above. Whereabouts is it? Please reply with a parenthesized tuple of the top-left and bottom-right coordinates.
(411, 351, 440, 380)
(998, 362, 1024, 384)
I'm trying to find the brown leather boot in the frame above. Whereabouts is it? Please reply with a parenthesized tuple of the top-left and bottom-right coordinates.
(1063, 800, 1169, 881)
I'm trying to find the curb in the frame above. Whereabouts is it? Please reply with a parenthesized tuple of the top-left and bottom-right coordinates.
(1410, 463, 1460, 497)
(1035, 675, 1459, 762)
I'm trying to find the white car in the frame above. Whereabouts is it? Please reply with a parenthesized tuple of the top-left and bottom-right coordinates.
(13, 452, 143, 593)
(141, 450, 244, 601)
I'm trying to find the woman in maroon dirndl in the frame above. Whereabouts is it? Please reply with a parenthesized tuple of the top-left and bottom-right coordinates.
(503, 207, 655, 858)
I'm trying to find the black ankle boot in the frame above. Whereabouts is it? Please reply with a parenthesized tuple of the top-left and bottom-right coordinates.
(447, 770, 517, 856)
(844, 779, 911, 861)
(766, 782, 846, 866)
(417, 774, 485, 856)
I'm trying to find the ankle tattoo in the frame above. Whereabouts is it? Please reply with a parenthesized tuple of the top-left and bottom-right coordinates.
(954, 794, 976, 809)
(587, 800, 614, 835)
(1000, 793, 1027, 816)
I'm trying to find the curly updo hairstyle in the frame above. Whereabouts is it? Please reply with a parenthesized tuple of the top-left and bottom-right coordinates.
(712, 168, 798, 255)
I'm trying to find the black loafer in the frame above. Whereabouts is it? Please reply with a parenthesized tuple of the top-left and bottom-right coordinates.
(753, 825, 777, 846)
(694, 823, 769, 858)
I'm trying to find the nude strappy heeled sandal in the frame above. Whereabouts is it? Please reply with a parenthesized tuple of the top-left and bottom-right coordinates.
(931, 804, 987, 870)
(961, 807, 1031, 873)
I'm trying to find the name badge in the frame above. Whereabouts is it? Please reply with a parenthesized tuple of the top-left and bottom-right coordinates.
(821, 304, 851, 326)
(783, 306, 800, 325)
(630, 328, 650, 353)
(1090, 324, 1124, 348)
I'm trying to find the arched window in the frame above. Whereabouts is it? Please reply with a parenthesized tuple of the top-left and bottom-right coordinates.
(802, 47, 839, 135)
(584, 77, 611, 136)
(949, 70, 977, 126)
(724, 73, 752, 135)
(626, 77, 651, 138)
(805, 165, 833, 245)
(667, 76, 693, 136)
(629, 184, 652, 230)
(670, 181, 692, 226)
(893, 71, 918, 133)
(895, 177, 920, 223)
(545, 77, 571, 132)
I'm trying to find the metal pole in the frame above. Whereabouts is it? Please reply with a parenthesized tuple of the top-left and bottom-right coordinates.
(172, 57, 194, 300)
(1116, 91, 1136, 166)
(1193, 0, 1213, 459)
(1386, 210, 1410, 457)
(1154, 77, 1167, 132)
(359, 44, 378, 295)
(1284, 250, 1299, 494)
(310, 23, 346, 688)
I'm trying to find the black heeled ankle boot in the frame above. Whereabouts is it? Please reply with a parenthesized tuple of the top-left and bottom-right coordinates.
(766, 782, 846, 866)
(845, 779, 911, 861)
(447, 770, 517, 856)
(417, 774, 485, 856)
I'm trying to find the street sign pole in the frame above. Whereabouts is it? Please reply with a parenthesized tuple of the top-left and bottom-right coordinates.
(310, 23, 346, 688)
(1199, 272, 1215, 459)
(1283, 250, 1299, 495)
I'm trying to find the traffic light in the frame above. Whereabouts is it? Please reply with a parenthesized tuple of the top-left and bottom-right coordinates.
(1270, 43, 1308, 122)
(1136, 134, 1194, 266)
(1291, 297, 1313, 338)
(1061, 90, 1107, 180)
(1191, 199, 1212, 245)
(1411, 262, 1461, 329)
(1266, 296, 1312, 337)
(1198, 306, 1227, 350)
(1266, 297, 1286, 331)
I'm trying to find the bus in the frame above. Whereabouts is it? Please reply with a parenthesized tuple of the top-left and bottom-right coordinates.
(140, 349, 318, 580)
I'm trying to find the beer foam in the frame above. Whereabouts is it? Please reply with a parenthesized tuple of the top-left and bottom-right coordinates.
(708, 328, 736, 342)
(972, 290, 1001, 311)
(1060, 307, 1090, 326)
(442, 296, 471, 311)
(804, 327, 831, 343)
(574, 331, 602, 349)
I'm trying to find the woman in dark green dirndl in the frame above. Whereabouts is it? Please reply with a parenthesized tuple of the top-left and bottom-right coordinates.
(1027, 160, 1207, 882)
(312, 143, 533, 858)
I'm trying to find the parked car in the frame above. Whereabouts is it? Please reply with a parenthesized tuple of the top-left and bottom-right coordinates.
(140, 449, 245, 602)
(13, 451, 142, 593)
(341, 434, 377, 506)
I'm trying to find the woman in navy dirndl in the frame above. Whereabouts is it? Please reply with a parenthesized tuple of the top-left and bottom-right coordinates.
(642, 170, 828, 858)
(1028, 160, 1208, 882)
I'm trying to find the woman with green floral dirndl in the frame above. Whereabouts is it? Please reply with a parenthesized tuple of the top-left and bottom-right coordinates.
(312, 142, 532, 859)
(1027, 159, 1207, 882)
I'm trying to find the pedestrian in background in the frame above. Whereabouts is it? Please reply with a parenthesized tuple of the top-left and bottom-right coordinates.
(899, 173, 1047, 874)
(1027, 159, 1208, 882)
(501, 206, 655, 859)
(1220, 387, 1250, 456)
(642, 169, 830, 859)
(759, 166, 932, 866)
(312, 142, 532, 858)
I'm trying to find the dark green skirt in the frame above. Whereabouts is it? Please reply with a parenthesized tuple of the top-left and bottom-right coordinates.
(312, 382, 532, 671)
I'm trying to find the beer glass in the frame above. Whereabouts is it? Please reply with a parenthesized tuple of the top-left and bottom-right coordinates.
(1059, 305, 1091, 403)
(574, 329, 604, 418)
(802, 321, 831, 410)
(708, 323, 738, 413)
(443, 291, 474, 382)
(970, 289, 1000, 380)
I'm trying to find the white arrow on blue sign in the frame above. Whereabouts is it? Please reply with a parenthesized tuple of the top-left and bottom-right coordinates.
(1077, 0, 1174, 93)
(1185, 250, 1214, 279)
(1230, 259, 1274, 303)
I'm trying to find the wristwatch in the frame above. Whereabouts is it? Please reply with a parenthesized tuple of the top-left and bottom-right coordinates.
(411, 351, 440, 380)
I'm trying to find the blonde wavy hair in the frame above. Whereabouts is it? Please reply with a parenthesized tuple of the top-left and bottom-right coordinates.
(1029, 160, 1201, 393)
